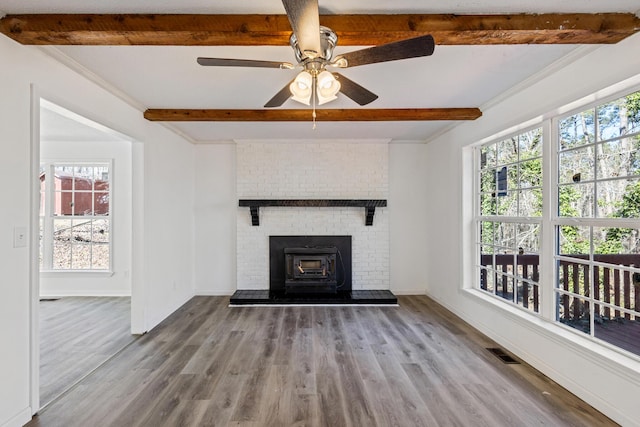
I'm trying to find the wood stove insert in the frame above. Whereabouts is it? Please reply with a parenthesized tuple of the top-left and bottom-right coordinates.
(285, 246, 338, 294)
(270, 235, 351, 295)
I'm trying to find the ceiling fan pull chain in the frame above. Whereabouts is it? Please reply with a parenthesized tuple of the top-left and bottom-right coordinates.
(312, 74, 317, 130)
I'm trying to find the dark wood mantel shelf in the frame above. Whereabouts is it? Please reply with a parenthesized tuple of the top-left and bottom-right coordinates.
(238, 199, 387, 226)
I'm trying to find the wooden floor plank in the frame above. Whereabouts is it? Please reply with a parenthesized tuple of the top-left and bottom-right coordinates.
(198, 372, 249, 426)
(311, 307, 351, 427)
(28, 295, 616, 427)
(372, 342, 440, 426)
(39, 297, 134, 407)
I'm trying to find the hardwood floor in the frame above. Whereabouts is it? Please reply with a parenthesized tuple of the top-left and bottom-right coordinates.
(39, 297, 134, 407)
(29, 295, 615, 426)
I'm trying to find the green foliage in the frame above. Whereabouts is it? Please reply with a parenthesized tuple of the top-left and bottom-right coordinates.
(594, 238, 623, 254)
(597, 181, 640, 253)
(560, 227, 590, 254)
(612, 180, 640, 218)
(558, 185, 581, 217)
(558, 186, 590, 254)
(625, 91, 640, 126)
(520, 158, 542, 188)
(479, 169, 496, 216)
(480, 221, 495, 247)
(561, 183, 640, 255)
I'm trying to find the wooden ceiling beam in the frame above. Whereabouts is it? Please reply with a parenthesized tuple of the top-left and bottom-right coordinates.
(143, 108, 482, 122)
(1, 13, 638, 46)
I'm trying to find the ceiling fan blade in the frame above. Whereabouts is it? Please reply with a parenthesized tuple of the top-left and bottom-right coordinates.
(334, 73, 378, 106)
(197, 57, 294, 69)
(334, 35, 435, 68)
(281, 0, 321, 59)
(264, 79, 295, 108)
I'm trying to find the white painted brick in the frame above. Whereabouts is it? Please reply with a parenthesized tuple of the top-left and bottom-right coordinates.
(236, 142, 389, 290)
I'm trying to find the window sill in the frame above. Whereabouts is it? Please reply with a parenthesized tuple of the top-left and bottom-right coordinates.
(40, 270, 114, 278)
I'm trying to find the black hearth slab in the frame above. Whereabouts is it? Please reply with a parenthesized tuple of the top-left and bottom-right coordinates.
(229, 290, 397, 306)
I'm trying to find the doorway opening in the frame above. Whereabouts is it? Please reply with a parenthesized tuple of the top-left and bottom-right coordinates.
(36, 99, 139, 409)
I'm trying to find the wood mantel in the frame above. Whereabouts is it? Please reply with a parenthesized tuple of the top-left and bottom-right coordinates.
(238, 199, 387, 226)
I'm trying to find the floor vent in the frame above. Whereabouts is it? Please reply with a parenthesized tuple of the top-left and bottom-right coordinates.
(487, 347, 520, 364)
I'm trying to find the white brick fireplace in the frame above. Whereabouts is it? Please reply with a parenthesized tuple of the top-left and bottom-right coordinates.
(236, 141, 390, 291)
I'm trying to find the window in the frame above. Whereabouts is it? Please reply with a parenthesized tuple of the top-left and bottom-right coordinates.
(555, 91, 640, 354)
(473, 87, 640, 357)
(40, 162, 111, 271)
(476, 128, 543, 313)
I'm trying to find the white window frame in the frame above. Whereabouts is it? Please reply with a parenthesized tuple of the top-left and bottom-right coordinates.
(471, 82, 640, 358)
(552, 89, 640, 339)
(474, 125, 544, 314)
(40, 160, 113, 272)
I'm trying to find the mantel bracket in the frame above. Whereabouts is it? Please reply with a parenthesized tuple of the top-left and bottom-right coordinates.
(365, 207, 376, 226)
(249, 206, 260, 226)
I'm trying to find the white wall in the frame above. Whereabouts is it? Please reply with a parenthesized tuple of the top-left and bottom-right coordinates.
(0, 36, 33, 427)
(39, 140, 132, 296)
(389, 143, 430, 294)
(193, 143, 237, 295)
(139, 125, 195, 330)
(0, 36, 195, 426)
(424, 33, 640, 426)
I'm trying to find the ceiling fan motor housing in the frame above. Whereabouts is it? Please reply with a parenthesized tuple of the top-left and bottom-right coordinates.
(290, 26, 338, 66)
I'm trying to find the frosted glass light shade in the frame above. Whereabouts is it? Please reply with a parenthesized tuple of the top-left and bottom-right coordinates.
(316, 71, 341, 105)
(289, 71, 313, 105)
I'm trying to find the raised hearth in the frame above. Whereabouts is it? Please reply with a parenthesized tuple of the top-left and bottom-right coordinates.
(232, 234, 397, 305)
(229, 289, 398, 306)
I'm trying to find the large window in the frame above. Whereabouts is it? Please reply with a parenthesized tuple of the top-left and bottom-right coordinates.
(555, 91, 640, 355)
(476, 128, 543, 313)
(474, 88, 640, 357)
(40, 162, 111, 271)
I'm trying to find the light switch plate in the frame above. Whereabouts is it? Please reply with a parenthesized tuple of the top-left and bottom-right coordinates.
(14, 226, 27, 248)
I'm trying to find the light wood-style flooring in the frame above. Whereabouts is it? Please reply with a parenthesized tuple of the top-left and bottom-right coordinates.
(29, 295, 615, 426)
(39, 297, 134, 407)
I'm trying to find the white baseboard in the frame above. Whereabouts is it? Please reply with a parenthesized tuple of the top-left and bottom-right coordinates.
(1, 407, 32, 427)
(39, 293, 131, 298)
(145, 292, 195, 332)
(390, 289, 427, 295)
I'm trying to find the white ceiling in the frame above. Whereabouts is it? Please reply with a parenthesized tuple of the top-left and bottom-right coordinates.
(2, 0, 639, 143)
(40, 101, 131, 143)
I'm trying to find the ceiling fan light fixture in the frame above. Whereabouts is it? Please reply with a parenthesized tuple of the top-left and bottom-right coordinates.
(289, 70, 313, 105)
(316, 70, 341, 105)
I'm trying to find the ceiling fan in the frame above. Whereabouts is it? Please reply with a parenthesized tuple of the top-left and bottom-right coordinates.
(197, 0, 435, 108)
